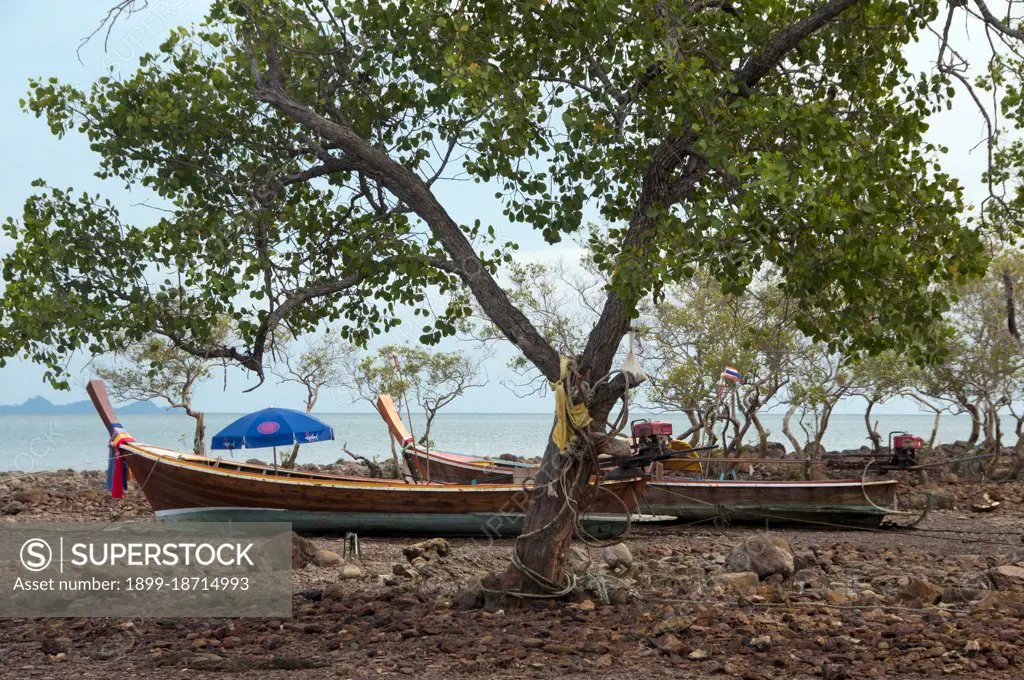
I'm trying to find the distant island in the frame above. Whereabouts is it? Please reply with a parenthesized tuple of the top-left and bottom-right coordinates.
(0, 396, 176, 415)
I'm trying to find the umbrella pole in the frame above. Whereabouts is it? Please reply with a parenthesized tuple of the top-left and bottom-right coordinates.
(273, 446, 278, 473)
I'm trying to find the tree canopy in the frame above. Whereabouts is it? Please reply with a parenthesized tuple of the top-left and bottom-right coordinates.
(0, 0, 993, 397)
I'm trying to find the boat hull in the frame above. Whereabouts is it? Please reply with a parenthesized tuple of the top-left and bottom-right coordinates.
(122, 444, 643, 537)
(154, 507, 631, 538)
(642, 478, 899, 528)
(404, 447, 518, 484)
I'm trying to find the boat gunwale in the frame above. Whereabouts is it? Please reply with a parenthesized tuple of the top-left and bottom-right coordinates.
(123, 442, 645, 493)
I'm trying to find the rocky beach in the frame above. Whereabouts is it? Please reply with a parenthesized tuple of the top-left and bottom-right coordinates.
(0, 469, 1022, 679)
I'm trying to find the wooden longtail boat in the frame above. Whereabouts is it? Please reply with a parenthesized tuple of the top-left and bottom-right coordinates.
(375, 395, 900, 528)
(376, 395, 534, 484)
(87, 381, 643, 537)
(639, 477, 899, 529)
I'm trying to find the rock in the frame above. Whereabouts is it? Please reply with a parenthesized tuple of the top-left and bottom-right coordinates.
(809, 465, 831, 481)
(1, 501, 25, 516)
(291, 533, 317, 569)
(339, 563, 363, 580)
(996, 628, 1018, 642)
(824, 591, 851, 605)
(653, 615, 694, 635)
(791, 567, 827, 589)
(655, 633, 684, 654)
(822, 663, 847, 680)
(964, 640, 981, 656)
(710, 571, 759, 594)
(322, 583, 346, 600)
(899, 576, 943, 607)
(725, 535, 794, 580)
(402, 538, 450, 563)
(568, 545, 592, 574)
(971, 493, 1000, 513)
(392, 562, 417, 579)
(748, 635, 771, 652)
(41, 637, 71, 655)
(601, 543, 633, 574)
(11, 488, 44, 505)
(260, 635, 284, 651)
(245, 458, 266, 465)
(792, 550, 818, 572)
(944, 473, 959, 484)
(988, 564, 1024, 592)
(312, 549, 342, 568)
(577, 599, 595, 611)
(688, 648, 709, 660)
(941, 585, 987, 603)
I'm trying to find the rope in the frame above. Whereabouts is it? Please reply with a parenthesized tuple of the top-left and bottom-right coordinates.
(860, 460, 921, 516)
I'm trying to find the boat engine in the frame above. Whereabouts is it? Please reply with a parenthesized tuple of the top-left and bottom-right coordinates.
(888, 432, 923, 469)
(631, 419, 673, 458)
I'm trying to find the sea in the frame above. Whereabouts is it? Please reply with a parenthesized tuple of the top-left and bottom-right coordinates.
(0, 411, 1007, 475)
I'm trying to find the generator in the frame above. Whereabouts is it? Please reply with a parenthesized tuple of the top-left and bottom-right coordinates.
(631, 419, 674, 458)
(888, 431, 923, 469)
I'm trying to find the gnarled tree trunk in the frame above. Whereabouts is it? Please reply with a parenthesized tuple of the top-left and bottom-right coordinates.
(864, 398, 881, 451)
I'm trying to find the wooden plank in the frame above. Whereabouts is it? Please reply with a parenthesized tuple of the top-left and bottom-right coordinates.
(86, 379, 118, 431)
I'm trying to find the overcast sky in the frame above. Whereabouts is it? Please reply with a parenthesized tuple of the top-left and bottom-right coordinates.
(0, 2, 999, 414)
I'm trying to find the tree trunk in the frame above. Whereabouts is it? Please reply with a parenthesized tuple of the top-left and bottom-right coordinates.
(284, 443, 300, 468)
(864, 398, 881, 451)
(684, 409, 701, 446)
(485, 366, 627, 604)
(191, 411, 206, 455)
(750, 412, 768, 455)
(928, 411, 941, 449)
(482, 426, 598, 605)
(422, 410, 436, 445)
(782, 403, 802, 455)
(965, 402, 981, 445)
(813, 403, 835, 456)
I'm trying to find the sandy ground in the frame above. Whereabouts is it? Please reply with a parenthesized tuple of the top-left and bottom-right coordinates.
(0, 470, 1022, 679)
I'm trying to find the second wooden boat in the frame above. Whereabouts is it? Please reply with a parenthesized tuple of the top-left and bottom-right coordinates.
(375, 396, 900, 528)
(87, 382, 644, 537)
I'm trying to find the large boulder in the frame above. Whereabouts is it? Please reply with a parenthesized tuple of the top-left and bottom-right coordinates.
(725, 535, 794, 580)
(989, 564, 1024, 593)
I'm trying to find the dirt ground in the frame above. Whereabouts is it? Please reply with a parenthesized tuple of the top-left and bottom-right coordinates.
(0, 470, 1022, 679)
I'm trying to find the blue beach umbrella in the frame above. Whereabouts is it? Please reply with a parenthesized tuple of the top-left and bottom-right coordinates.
(211, 408, 335, 452)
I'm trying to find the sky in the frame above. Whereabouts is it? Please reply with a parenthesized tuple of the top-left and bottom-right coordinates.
(0, 2, 1002, 414)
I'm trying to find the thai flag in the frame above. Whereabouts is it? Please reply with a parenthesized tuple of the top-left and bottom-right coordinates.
(720, 366, 742, 383)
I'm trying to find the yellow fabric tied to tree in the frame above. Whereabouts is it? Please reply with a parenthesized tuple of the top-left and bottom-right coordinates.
(551, 356, 592, 452)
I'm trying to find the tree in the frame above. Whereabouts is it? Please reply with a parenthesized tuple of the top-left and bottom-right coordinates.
(645, 269, 796, 452)
(917, 251, 1024, 451)
(345, 344, 486, 446)
(846, 351, 911, 451)
(781, 343, 856, 457)
(2, 0, 1012, 599)
(271, 333, 351, 467)
(95, 334, 223, 454)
